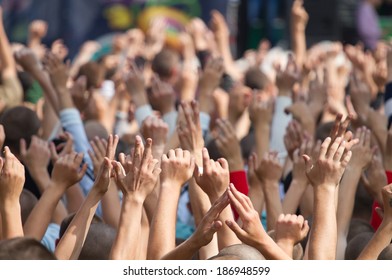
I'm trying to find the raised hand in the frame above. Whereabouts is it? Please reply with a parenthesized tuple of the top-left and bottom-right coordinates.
(161, 191, 229, 260)
(275, 54, 301, 96)
(284, 120, 305, 160)
(29, 20, 47, 40)
(215, 119, 243, 171)
(160, 148, 194, 188)
(225, 184, 291, 260)
(178, 101, 204, 164)
(0, 147, 25, 238)
(113, 136, 160, 202)
(51, 39, 69, 61)
(0, 147, 25, 204)
(291, 0, 309, 29)
(275, 214, 309, 257)
(349, 127, 375, 170)
(51, 152, 87, 191)
(124, 61, 147, 108)
(255, 152, 283, 184)
(49, 132, 74, 164)
(20, 135, 50, 175)
(141, 116, 169, 148)
(43, 52, 69, 91)
(249, 95, 274, 127)
(150, 76, 176, 115)
(303, 136, 352, 189)
(14, 47, 42, 74)
(193, 148, 230, 202)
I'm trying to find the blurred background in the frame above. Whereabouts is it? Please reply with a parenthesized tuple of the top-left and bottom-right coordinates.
(1, 0, 392, 58)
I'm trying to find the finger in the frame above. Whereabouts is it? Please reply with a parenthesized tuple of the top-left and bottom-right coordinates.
(333, 141, 346, 162)
(329, 114, 343, 139)
(229, 183, 252, 212)
(202, 148, 211, 174)
(319, 137, 332, 159)
(225, 220, 246, 240)
(326, 137, 342, 160)
(302, 154, 312, 173)
(141, 138, 153, 165)
(78, 163, 88, 180)
(341, 150, 352, 168)
(338, 115, 352, 137)
(217, 158, 229, 170)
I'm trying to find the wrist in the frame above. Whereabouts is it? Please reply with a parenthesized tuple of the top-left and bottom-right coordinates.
(291, 178, 308, 188)
(161, 180, 183, 192)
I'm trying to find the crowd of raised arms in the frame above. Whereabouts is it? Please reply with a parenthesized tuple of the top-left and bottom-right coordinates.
(0, 0, 391, 260)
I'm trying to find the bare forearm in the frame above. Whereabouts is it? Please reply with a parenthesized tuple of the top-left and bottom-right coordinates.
(110, 198, 143, 260)
(161, 237, 200, 260)
(357, 223, 392, 260)
(291, 27, 306, 68)
(283, 179, 308, 214)
(309, 187, 336, 260)
(147, 183, 181, 259)
(262, 181, 283, 231)
(55, 190, 102, 260)
(24, 185, 64, 240)
(255, 125, 270, 159)
(0, 202, 23, 239)
(254, 234, 292, 260)
(101, 181, 121, 229)
(0, 23, 16, 76)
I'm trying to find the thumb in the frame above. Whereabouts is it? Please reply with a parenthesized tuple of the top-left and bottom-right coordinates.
(302, 154, 312, 173)
(78, 163, 88, 181)
(225, 220, 245, 240)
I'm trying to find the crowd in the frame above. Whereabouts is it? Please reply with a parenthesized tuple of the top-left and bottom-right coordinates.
(0, 0, 391, 260)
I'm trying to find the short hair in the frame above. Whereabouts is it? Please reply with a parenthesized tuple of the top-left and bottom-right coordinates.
(151, 48, 180, 80)
(19, 189, 38, 225)
(378, 244, 392, 260)
(345, 232, 374, 260)
(0, 237, 56, 260)
(211, 244, 265, 260)
(244, 67, 271, 90)
(59, 214, 114, 260)
(347, 219, 374, 243)
(0, 106, 41, 153)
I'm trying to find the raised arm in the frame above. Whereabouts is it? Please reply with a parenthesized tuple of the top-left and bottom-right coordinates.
(254, 152, 284, 231)
(23, 152, 87, 240)
(0, 147, 25, 239)
(147, 147, 194, 259)
(303, 124, 355, 259)
(111, 136, 161, 260)
(0, 7, 18, 79)
(291, 0, 308, 68)
(336, 128, 374, 259)
(358, 184, 392, 260)
(55, 156, 112, 260)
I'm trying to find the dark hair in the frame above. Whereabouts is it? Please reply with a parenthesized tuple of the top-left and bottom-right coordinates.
(244, 67, 271, 90)
(59, 213, 114, 260)
(0, 106, 41, 154)
(0, 237, 56, 260)
(151, 48, 179, 80)
(345, 232, 373, 260)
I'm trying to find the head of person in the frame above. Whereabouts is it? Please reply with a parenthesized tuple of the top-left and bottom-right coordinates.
(19, 189, 38, 225)
(59, 214, 115, 260)
(347, 219, 374, 243)
(244, 67, 276, 100)
(0, 237, 56, 260)
(209, 244, 265, 260)
(0, 106, 41, 156)
(345, 232, 374, 260)
(378, 244, 392, 260)
(151, 48, 181, 86)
